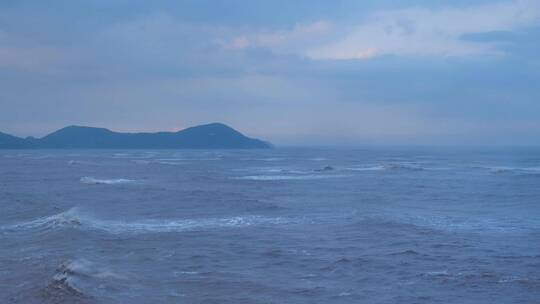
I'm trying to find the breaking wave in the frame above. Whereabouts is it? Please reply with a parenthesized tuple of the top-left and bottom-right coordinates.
(3, 208, 297, 234)
(43, 259, 125, 300)
(346, 163, 444, 172)
(382, 163, 425, 171)
(132, 160, 151, 165)
(234, 174, 352, 181)
(346, 165, 386, 171)
(479, 166, 540, 175)
(157, 161, 184, 166)
(240, 167, 311, 174)
(241, 157, 285, 162)
(392, 214, 540, 233)
(80, 177, 136, 185)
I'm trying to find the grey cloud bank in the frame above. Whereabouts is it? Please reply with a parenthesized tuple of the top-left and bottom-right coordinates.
(1, 0, 539, 146)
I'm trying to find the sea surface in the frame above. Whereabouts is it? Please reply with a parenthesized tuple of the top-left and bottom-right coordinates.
(0, 148, 539, 303)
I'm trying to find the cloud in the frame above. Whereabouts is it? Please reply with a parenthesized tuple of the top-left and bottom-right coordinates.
(226, 0, 540, 60)
(309, 0, 540, 59)
(227, 21, 334, 53)
(0, 1, 539, 145)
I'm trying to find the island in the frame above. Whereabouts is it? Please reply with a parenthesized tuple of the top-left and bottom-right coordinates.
(0, 123, 272, 149)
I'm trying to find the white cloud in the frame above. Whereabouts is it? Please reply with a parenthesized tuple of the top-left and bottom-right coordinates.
(228, 0, 540, 60)
(308, 0, 540, 59)
(227, 21, 334, 53)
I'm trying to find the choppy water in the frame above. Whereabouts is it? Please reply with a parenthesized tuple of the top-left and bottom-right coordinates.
(1, 148, 539, 303)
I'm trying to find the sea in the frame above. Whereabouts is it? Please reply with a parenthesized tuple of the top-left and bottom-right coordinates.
(0, 147, 539, 303)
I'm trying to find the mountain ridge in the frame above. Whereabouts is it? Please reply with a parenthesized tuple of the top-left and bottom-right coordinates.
(0, 123, 272, 149)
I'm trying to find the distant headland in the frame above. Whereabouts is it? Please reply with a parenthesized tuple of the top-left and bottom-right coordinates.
(0, 123, 272, 149)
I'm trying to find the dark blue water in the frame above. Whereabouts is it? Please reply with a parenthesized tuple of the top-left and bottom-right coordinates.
(1, 148, 539, 303)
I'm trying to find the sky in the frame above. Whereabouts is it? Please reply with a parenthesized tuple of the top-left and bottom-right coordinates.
(1, 0, 539, 146)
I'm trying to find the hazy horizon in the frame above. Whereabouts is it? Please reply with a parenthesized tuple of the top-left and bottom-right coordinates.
(1, 0, 539, 146)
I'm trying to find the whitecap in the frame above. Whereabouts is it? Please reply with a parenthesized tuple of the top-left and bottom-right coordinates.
(346, 165, 386, 171)
(112, 153, 130, 158)
(242, 167, 312, 174)
(132, 160, 151, 165)
(241, 157, 284, 162)
(28, 154, 55, 160)
(394, 214, 540, 233)
(234, 174, 352, 181)
(173, 271, 199, 276)
(80, 177, 136, 185)
(45, 258, 127, 298)
(3, 208, 297, 234)
(383, 163, 424, 171)
(157, 161, 184, 166)
(498, 276, 532, 283)
(5, 207, 83, 231)
(425, 270, 449, 276)
(157, 158, 187, 162)
(473, 165, 540, 175)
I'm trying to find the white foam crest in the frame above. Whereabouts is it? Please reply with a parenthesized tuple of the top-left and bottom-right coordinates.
(473, 165, 540, 175)
(241, 157, 285, 162)
(346, 163, 431, 172)
(132, 160, 151, 165)
(80, 177, 136, 185)
(346, 165, 386, 171)
(111, 153, 130, 158)
(55, 259, 125, 281)
(5, 207, 83, 231)
(49, 258, 127, 297)
(4, 208, 296, 234)
(235, 174, 352, 181)
(383, 163, 424, 171)
(157, 161, 184, 166)
(157, 158, 187, 161)
(27, 154, 55, 160)
(89, 215, 291, 234)
(242, 167, 312, 174)
(396, 214, 540, 233)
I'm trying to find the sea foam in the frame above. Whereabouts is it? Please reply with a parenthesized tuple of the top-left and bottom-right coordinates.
(80, 177, 136, 185)
(3, 208, 296, 234)
(234, 174, 352, 181)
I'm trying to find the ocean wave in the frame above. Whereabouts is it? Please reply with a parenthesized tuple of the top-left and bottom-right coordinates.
(240, 167, 312, 174)
(389, 250, 421, 256)
(346, 163, 426, 172)
(27, 154, 55, 160)
(383, 163, 425, 171)
(346, 165, 386, 171)
(80, 177, 136, 185)
(471, 165, 540, 175)
(6, 207, 83, 231)
(395, 214, 540, 233)
(241, 157, 285, 162)
(132, 160, 151, 165)
(44, 259, 125, 300)
(112, 153, 155, 159)
(3, 208, 297, 234)
(157, 161, 184, 166)
(494, 166, 540, 175)
(234, 174, 352, 181)
(55, 259, 125, 281)
(156, 157, 220, 162)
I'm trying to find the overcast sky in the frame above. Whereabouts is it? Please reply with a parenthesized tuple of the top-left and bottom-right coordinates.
(1, 0, 539, 145)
